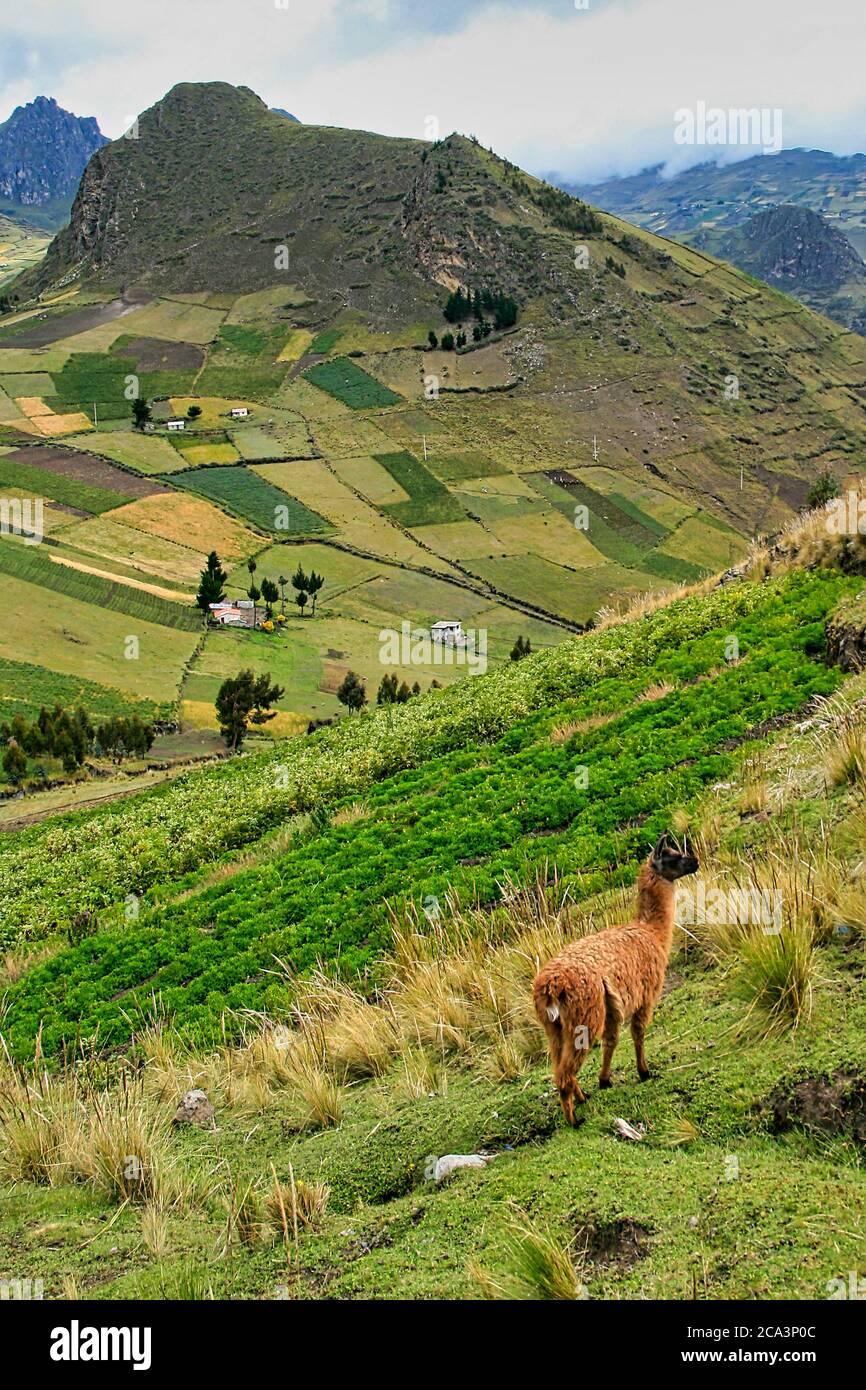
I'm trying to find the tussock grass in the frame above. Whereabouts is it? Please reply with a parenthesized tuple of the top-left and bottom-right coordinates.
(469, 1205, 582, 1300)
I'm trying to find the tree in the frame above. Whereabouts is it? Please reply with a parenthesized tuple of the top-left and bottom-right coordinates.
(187, 404, 202, 420)
(215, 669, 285, 752)
(377, 673, 399, 705)
(247, 583, 261, 625)
(306, 570, 325, 616)
(428, 330, 438, 349)
(294, 587, 308, 617)
(196, 551, 228, 613)
(131, 398, 151, 430)
(510, 635, 532, 662)
(260, 578, 280, 619)
(278, 574, 288, 615)
(2, 740, 27, 784)
(336, 671, 367, 714)
(441, 332, 455, 351)
(807, 471, 841, 509)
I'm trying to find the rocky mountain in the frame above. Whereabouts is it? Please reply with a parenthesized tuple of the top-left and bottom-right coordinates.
(695, 205, 866, 333)
(0, 95, 107, 230)
(560, 149, 866, 335)
(10, 81, 866, 543)
(270, 107, 300, 122)
(561, 148, 866, 260)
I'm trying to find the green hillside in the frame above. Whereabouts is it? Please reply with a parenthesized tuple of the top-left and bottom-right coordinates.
(4, 83, 866, 806)
(1, 517, 865, 1300)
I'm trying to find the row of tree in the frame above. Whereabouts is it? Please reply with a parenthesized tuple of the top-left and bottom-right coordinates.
(1, 705, 154, 782)
(442, 286, 519, 330)
(196, 552, 326, 624)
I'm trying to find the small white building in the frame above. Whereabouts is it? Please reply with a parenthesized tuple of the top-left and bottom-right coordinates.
(230, 406, 250, 419)
(430, 620, 466, 646)
(210, 599, 258, 628)
(166, 418, 186, 431)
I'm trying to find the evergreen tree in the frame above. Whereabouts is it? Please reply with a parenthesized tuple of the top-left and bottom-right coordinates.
(2, 740, 27, 784)
(215, 669, 285, 751)
(196, 551, 228, 613)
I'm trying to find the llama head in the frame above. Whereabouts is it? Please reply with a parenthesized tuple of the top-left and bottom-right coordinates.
(650, 832, 699, 881)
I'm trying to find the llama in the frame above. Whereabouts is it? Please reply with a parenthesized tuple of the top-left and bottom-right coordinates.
(533, 833, 699, 1125)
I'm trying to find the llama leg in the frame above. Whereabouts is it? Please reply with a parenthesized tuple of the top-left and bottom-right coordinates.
(599, 984, 624, 1089)
(598, 1017, 621, 1089)
(571, 1038, 590, 1105)
(554, 1053, 577, 1125)
(631, 1005, 653, 1081)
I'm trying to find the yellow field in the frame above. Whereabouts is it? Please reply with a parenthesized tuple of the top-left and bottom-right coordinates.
(181, 698, 305, 738)
(409, 518, 506, 561)
(486, 511, 607, 567)
(178, 442, 241, 466)
(106, 493, 260, 565)
(64, 430, 189, 475)
(58, 515, 211, 587)
(12, 395, 92, 435)
(277, 329, 313, 363)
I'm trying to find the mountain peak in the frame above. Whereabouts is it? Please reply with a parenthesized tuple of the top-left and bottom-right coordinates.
(0, 95, 107, 229)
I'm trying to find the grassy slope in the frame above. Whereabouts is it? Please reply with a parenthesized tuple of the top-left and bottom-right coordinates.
(1, 555, 864, 1301)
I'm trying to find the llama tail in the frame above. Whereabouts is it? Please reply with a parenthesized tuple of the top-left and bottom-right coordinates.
(533, 974, 569, 1030)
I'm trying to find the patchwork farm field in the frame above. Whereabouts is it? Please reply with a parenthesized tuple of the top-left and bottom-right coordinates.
(4, 225, 864, 755)
(175, 464, 331, 534)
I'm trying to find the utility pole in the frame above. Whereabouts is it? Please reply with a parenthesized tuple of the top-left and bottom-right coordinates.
(422, 434, 427, 461)
(93, 402, 99, 430)
(592, 435, 599, 462)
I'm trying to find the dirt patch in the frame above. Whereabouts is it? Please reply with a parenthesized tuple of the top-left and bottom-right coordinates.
(766, 1071, 866, 1143)
(0, 293, 150, 348)
(7, 445, 166, 497)
(117, 337, 204, 372)
(576, 1218, 650, 1268)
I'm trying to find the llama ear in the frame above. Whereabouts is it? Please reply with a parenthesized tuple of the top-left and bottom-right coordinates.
(652, 833, 669, 859)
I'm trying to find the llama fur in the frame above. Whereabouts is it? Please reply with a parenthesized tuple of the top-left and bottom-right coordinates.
(533, 834, 698, 1125)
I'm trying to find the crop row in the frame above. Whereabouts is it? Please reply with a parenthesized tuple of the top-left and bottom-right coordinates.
(2, 569, 850, 1056)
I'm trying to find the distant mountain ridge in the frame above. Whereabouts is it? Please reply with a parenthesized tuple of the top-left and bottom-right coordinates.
(558, 148, 866, 334)
(0, 95, 107, 231)
(560, 148, 866, 258)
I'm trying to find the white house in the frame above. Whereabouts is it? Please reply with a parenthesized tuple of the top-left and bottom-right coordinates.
(430, 620, 465, 646)
(209, 599, 258, 628)
(166, 418, 185, 431)
(229, 406, 250, 419)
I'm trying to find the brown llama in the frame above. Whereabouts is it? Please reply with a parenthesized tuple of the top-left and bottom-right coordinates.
(533, 833, 698, 1125)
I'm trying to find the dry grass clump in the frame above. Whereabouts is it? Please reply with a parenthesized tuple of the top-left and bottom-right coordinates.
(469, 1204, 583, 1300)
(0, 1058, 179, 1203)
(638, 680, 676, 703)
(549, 713, 613, 745)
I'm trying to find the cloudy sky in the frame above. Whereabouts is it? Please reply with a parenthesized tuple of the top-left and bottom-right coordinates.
(2, 0, 865, 182)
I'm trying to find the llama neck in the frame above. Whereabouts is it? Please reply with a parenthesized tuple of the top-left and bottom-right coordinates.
(635, 862, 676, 951)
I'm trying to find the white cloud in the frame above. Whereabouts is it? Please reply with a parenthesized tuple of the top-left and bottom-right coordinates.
(1, 0, 865, 180)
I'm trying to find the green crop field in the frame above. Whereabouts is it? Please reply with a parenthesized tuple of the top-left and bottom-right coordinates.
(174, 464, 331, 534)
(0, 538, 202, 630)
(0, 568, 851, 1026)
(0, 654, 161, 724)
(0, 454, 136, 513)
(377, 450, 467, 526)
(306, 356, 402, 410)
